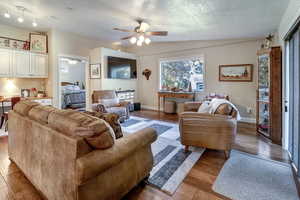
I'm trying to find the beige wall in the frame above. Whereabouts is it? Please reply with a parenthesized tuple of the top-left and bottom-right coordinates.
(127, 39, 263, 121)
(89, 48, 138, 109)
(46, 29, 121, 107)
(0, 24, 45, 97)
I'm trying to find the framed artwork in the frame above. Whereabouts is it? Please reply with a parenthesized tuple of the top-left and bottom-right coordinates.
(90, 64, 101, 79)
(219, 64, 253, 82)
(30, 33, 48, 53)
(21, 89, 30, 98)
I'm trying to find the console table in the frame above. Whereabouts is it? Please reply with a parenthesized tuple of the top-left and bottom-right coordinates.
(157, 91, 196, 111)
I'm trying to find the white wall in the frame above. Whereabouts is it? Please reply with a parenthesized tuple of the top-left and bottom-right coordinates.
(89, 47, 138, 108)
(279, 0, 300, 40)
(127, 39, 263, 121)
(47, 29, 121, 107)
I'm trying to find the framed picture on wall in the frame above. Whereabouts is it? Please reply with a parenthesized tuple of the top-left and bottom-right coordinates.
(90, 64, 101, 79)
(219, 64, 253, 82)
(30, 33, 48, 53)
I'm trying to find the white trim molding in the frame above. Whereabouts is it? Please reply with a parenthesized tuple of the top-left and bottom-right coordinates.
(141, 104, 256, 124)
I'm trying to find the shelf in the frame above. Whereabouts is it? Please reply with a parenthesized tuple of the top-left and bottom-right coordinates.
(257, 100, 269, 104)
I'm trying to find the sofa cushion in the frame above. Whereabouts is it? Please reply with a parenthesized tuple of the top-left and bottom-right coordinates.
(13, 101, 40, 116)
(28, 105, 56, 124)
(84, 111, 123, 139)
(48, 110, 115, 149)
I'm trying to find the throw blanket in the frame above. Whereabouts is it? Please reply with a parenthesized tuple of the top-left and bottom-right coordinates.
(209, 98, 241, 120)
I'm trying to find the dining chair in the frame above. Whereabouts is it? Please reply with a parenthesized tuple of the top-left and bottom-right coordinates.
(3, 97, 21, 132)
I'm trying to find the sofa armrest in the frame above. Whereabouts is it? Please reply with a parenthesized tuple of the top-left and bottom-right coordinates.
(76, 128, 157, 185)
(184, 101, 202, 112)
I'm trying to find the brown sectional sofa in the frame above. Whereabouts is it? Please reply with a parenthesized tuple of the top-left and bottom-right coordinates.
(8, 101, 157, 200)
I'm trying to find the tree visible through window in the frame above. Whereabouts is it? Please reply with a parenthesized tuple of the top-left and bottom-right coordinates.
(160, 58, 204, 91)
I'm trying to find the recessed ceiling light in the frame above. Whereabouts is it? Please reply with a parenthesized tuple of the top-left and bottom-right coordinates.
(4, 11, 10, 18)
(32, 21, 37, 27)
(17, 16, 24, 23)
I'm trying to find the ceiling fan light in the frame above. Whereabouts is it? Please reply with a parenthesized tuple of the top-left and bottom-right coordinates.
(137, 40, 143, 46)
(145, 38, 151, 45)
(140, 22, 150, 32)
(139, 35, 145, 42)
(130, 37, 137, 44)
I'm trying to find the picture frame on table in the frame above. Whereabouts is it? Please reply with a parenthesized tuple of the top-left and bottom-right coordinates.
(219, 64, 253, 82)
(29, 33, 48, 53)
(90, 64, 101, 79)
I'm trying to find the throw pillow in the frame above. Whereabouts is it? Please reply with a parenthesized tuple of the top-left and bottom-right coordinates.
(84, 111, 123, 139)
(197, 101, 211, 113)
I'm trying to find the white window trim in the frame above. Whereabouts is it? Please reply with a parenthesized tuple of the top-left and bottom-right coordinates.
(158, 55, 206, 92)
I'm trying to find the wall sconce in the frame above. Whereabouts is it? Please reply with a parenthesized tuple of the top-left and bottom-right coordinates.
(142, 68, 151, 80)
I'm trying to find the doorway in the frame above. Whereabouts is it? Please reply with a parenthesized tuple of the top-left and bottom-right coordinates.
(58, 55, 88, 111)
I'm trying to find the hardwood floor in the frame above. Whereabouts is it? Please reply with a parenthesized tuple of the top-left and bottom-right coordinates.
(0, 110, 289, 200)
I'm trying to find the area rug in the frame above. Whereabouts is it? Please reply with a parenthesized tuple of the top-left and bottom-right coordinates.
(122, 116, 205, 195)
(212, 150, 298, 200)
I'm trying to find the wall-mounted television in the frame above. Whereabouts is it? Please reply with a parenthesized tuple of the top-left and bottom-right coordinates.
(107, 56, 137, 79)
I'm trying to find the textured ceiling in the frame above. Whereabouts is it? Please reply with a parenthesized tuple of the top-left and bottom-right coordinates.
(0, 0, 289, 43)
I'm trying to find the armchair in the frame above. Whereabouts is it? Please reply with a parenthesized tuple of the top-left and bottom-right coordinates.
(179, 101, 237, 159)
(92, 90, 130, 122)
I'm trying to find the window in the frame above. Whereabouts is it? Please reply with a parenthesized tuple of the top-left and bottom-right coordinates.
(160, 57, 204, 91)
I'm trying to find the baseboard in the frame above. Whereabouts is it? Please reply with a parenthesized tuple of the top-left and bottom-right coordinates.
(239, 117, 256, 124)
(141, 105, 162, 111)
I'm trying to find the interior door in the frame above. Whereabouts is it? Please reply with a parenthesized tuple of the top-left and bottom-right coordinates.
(0, 49, 12, 77)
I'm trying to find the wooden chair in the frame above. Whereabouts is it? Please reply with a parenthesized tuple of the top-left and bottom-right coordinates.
(2, 97, 21, 132)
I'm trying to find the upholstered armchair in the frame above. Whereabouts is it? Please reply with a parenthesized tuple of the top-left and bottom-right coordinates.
(179, 101, 237, 159)
(92, 90, 130, 122)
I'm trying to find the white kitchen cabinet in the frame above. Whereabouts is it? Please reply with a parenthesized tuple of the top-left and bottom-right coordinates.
(0, 49, 12, 77)
(30, 53, 48, 78)
(0, 48, 48, 78)
(14, 51, 31, 77)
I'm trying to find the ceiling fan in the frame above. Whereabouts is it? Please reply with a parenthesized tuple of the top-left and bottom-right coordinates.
(113, 20, 168, 46)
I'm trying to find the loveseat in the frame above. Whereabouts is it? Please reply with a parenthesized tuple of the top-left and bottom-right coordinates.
(8, 101, 157, 200)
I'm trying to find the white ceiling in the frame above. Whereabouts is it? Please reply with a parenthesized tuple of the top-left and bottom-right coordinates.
(0, 0, 289, 44)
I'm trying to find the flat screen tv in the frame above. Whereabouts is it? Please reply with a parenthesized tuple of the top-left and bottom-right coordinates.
(107, 56, 137, 79)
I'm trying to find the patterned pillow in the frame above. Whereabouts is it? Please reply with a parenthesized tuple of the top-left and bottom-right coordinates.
(84, 111, 123, 139)
(214, 104, 233, 115)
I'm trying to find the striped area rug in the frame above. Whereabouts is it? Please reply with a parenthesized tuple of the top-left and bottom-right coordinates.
(121, 116, 205, 195)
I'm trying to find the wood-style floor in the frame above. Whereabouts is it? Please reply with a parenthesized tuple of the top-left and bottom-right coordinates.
(0, 110, 290, 200)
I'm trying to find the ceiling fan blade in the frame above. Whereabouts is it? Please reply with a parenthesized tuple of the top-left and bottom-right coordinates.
(146, 31, 168, 36)
(113, 28, 134, 32)
(121, 35, 135, 40)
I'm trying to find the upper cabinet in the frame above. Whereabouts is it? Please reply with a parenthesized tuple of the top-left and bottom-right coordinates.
(0, 48, 48, 78)
(14, 50, 30, 77)
(30, 53, 48, 78)
(0, 49, 12, 77)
